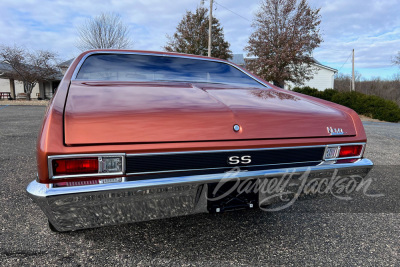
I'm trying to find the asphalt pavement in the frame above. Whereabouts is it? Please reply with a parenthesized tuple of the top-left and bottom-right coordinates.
(0, 105, 399, 266)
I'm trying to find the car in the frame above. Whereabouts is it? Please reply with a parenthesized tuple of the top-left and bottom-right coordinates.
(27, 50, 373, 232)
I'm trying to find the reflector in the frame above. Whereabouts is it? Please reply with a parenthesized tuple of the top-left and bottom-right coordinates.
(324, 147, 340, 159)
(335, 158, 359, 164)
(54, 179, 99, 187)
(101, 157, 122, 173)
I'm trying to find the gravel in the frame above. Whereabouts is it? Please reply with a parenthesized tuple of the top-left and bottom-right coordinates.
(0, 100, 49, 106)
(0, 106, 399, 266)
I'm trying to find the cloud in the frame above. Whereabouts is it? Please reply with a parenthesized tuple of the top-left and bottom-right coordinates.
(0, 0, 399, 78)
(311, 0, 400, 76)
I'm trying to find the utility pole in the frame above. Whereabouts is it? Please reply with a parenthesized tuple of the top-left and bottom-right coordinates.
(208, 0, 213, 57)
(351, 49, 355, 91)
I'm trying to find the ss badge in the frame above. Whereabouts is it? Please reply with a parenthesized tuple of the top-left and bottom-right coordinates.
(228, 155, 252, 165)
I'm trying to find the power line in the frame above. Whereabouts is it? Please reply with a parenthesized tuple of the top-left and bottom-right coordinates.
(213, 1, 251, 22)
(337, 51, 353, 73)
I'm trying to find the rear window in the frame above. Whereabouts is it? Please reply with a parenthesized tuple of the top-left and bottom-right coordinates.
(75, 53, 265, 88)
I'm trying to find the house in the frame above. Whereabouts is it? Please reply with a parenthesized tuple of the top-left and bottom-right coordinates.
(231, 54, 245, 68)
(284, 59, 337, 91)
(0, 62, 61, 100)
(230, 54, 337, 91)
(59, 58, 74, 75)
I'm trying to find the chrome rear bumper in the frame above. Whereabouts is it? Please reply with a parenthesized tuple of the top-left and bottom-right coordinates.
(27, 158, 373, 232)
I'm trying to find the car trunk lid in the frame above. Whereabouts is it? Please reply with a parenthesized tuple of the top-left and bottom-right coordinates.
(64, 81, 356, 145)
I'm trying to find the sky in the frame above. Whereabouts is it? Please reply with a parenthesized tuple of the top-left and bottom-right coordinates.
(1, 0, 400, 80)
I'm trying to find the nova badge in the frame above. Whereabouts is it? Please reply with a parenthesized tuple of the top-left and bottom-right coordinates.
(327, 127, 344, 135)
(228, 155, 252, 165)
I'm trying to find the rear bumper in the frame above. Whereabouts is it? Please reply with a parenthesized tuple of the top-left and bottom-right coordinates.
(27, 158, 373, 232)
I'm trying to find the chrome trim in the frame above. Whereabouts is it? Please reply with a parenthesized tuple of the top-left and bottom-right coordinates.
(71, 51, 271, 88)
(125, 143, 365, 158)
(361, 143, 366, 158)
(317, 160, 336, 165)
(48, 153, 126, 180)
(126, 160, 322, 176)
(29, 158, 373, 197)
(324, 142, 366, 147)
(126, 144, 329, 157)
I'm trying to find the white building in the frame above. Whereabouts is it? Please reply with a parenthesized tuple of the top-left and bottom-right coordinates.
(284, 60, 337, 91)
(0, 62, 60, 99)
(230, 54, 337, 91)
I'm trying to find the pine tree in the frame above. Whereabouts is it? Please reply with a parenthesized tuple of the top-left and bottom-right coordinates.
(165, 7, 232, 60)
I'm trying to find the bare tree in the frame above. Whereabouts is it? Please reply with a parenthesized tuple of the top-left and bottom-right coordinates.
(245, 0, 322, 88)
(77, 13, 132, 51)
(393, 51, 400, 67)
(0, 45, 59, 100)
(164, 6, 232, 60)
(334, 72, 400, 106)
(334, 72, 362, 92)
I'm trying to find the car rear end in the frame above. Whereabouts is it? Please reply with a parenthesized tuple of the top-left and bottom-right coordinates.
(27, 50, 373, 232)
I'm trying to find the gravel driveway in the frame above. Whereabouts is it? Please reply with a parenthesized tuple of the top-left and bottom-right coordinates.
(0, 105, 399, 266)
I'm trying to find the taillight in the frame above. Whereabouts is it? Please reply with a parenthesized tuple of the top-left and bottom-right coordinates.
(52, 158, 98, 176)
(324, 144, 364, 161)
(49, 154, 124, 179)
(338, 145, 363, 158)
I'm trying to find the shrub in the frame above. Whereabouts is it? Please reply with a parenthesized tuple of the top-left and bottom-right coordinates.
(291, 87, 400, 122)
(292, 86, 319, 97)
(319, 89, 338, 101)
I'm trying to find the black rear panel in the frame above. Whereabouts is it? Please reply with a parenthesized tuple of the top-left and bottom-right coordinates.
(126, 147, 325, 178)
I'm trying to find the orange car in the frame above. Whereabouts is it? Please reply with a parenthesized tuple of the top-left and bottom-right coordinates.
(27, 50, 373, 232)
